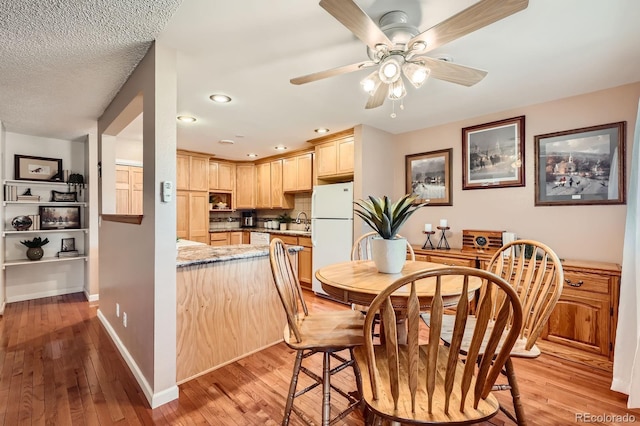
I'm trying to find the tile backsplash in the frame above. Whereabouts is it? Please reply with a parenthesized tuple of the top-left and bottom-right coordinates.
(208, 193, 311, 230)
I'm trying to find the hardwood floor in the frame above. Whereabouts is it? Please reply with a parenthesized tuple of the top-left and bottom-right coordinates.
(0, 292, 638, 425)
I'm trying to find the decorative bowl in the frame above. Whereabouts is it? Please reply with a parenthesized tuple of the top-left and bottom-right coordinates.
(216, 202, 227, 209)
(11, 215, 33, 231)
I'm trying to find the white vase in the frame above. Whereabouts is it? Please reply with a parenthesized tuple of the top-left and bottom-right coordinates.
(370, 237, 407, 274)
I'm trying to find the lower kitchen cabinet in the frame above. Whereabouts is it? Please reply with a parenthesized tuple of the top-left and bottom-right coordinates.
(177, 190, 209, 244)
(298, 236, 312, 291)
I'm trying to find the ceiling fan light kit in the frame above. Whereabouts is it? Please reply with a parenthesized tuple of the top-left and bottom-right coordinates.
(292, 0, 529, 114)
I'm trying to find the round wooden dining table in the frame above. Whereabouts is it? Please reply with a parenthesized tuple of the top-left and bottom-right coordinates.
(315, 260, 482, 342)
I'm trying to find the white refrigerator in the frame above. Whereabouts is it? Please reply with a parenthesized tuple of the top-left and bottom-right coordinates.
(311, 182, 354, 295)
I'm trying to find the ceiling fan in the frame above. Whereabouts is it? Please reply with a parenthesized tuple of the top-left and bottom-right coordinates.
(291, 0, 529, 111)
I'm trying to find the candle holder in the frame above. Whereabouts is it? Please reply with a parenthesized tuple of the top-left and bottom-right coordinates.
(436, 226, 450, 250)
(421, 231, 436, 250)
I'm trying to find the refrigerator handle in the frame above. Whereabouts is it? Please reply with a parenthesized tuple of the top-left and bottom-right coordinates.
(311, 219, 317, 247)
(311, 188, 317, 217)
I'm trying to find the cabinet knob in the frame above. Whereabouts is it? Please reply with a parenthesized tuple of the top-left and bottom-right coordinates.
(565, 278, 584, 287)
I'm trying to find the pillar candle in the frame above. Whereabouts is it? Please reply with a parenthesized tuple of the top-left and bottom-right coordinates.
(439, 219, 448, 228)
(424, 224, 432, 232)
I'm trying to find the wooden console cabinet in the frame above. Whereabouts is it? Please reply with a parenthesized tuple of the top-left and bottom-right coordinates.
(413, 246, 621, 371)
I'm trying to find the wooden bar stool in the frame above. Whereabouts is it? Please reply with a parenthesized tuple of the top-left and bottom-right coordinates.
(269, 238, 365, 425)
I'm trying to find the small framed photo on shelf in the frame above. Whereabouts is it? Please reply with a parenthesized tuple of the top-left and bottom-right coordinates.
(39, 206, 81, 230)
(50, 190, 78, 202)
(534, 121, 626, 206)
(462, 116, 525, 190)
(14, 155, 63, 181)
(405, 148, 453, 206)
(61, 237, 75, 252)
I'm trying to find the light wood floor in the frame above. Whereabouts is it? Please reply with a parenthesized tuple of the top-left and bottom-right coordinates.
(1, 292, 638, 425)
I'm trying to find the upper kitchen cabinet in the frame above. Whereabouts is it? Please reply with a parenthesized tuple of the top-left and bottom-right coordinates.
(283, 152, 313, 192)
(209, 160, 235, 192)
(270, 159, 294, 209)
(256, 162, 271, 209)
(177, 151, 209, 191)
(235, 163, 256, 209)
(310, 129, 354, 180)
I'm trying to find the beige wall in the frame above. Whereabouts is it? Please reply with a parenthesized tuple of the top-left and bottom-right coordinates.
(97, 42, 178, 407)
(354, 124, 395, 238)
(393, 82, 640, 264)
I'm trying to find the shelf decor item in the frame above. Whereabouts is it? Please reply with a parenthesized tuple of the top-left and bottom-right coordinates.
(353, 193, 428, 273)
(20, 236, 49, 261)
(14, 155, 63, 181)
(39, 206, 81, 230)
(11, 215, 33, 231)
(50, 190, 78, 202)
(277, 213, 293, 230)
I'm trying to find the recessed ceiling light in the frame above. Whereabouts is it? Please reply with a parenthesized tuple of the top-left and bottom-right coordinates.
(177, 115, 196, 123)
(209, 94, 232, 103)
(219, 139, 234, 144)
(274, 146, 288, 151)
(247, 153, 258, 158)
(315, 128, 330, 134)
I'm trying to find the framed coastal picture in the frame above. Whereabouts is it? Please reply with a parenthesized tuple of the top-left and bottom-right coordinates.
(534, 121, 626, 206)
(405, 148, 452, 206)
(462, 116, 525, 190)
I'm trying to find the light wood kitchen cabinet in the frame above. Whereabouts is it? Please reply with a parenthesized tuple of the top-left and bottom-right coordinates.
(270, 159, 293, 209)
(242, 231, 250, 244)
(283, 152, 313, 192)
(256, 162, 271, 208)
(235, 164, 256, 209)
(177, 190, 209, 243)
(229, 231, 243, 245)
(115, 165, 143, 215)
(177, 152, 209, 191)
(209, 161, 235, 192)
(314, 131, 354, 179)
(210, 232, 229, 246)
(298, 236, 312, 291)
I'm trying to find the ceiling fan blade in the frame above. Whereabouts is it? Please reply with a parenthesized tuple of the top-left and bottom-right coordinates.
(320, 0, 393, 51)
(416, 56, 488, 87)
(365, 83, 387, 109)
(408, 0, 528, 54)
(290, 61, 376, 85)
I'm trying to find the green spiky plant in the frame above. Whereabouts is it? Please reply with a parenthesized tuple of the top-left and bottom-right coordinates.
(20, 237, 49, 248)
(353, 194, 428, 240)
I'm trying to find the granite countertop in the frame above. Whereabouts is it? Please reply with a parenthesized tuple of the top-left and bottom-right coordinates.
(208, 227, 311, 237)
(177, 244, 303, 268)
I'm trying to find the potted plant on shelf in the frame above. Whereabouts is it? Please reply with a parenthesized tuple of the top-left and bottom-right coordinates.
(353, 194, 428, 273)
(20, 236, 50, 261)
(277, 213, 293, 231)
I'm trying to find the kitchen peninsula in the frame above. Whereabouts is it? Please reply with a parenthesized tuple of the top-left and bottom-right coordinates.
(176, 243, 301, 383)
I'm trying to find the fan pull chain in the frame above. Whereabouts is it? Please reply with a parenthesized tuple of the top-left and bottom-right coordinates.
(390, 101, 396, 119)
(400, 99, 405, 111)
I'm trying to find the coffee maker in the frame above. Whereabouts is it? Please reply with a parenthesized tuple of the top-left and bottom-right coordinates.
(241, 210, 257, 228)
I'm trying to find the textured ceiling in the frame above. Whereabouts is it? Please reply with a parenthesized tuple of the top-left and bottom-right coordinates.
(0, 0, 182, 140)
(1, 1, 640, 160)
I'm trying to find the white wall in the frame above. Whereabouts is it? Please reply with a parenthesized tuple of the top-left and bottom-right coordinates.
(0, 121, 5, 313)
(97, 42, 178, 407)
(393, 82, 640, 263)
(116, 137, 143, 164)
(85, 131, 99, 301)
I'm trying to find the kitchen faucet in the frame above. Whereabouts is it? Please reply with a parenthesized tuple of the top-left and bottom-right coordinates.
(295, 211, 309, 231)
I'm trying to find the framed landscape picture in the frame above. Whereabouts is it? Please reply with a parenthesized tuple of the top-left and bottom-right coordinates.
(405, 148, 452, 206)
(39, 206, 81, 230)
(534, 121, 626, 206)
(462, 116, 525, 190)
